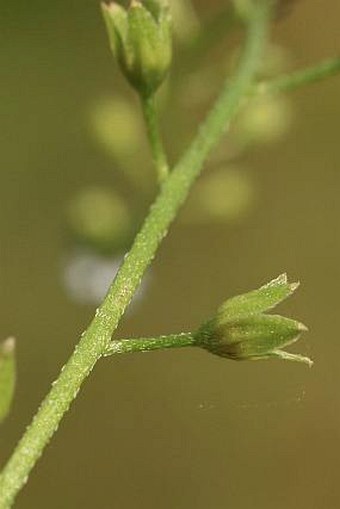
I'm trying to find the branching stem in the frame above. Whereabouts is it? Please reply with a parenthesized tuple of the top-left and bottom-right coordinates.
(104, 333, 196, 356)
(258, 56, 340, 95)
(0, 3, 271, 507)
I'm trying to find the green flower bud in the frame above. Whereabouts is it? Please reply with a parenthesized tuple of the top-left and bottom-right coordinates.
(196, 274, 312, 366)
(101, 1, 172, 96)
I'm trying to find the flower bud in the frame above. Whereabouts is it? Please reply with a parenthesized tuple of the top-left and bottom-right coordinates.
(196, 274, 312, 366)
(101, 1, 172, 96)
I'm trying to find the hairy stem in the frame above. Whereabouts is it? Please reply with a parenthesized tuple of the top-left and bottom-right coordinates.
(104, 333, 196, 356)
(0, 3, 271, 507)
(141, 93, 169, 184)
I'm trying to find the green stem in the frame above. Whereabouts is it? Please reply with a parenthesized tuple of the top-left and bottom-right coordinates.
(104, 333, 196, 356)
(0, 3, 271, 507)
(257, 56, 340, 95)
(141, 93, 169, 184)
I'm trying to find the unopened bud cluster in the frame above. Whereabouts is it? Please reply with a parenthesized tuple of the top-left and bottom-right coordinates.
(102, 0, 172, 96)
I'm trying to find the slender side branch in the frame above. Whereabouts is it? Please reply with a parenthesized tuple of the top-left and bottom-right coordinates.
(0, 3, 271, 507)
(258, 56, 340, 95)
(141, 93, 169, 184)
(105, 333, 195, 356)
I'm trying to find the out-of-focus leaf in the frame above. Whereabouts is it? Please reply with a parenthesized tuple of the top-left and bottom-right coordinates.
(0, 337, 16, 423)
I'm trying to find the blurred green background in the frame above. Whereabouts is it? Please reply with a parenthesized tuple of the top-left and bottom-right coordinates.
(1, 0, 340, 507)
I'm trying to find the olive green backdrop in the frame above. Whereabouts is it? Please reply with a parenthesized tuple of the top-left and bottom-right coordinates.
(1, 0, 340, 507)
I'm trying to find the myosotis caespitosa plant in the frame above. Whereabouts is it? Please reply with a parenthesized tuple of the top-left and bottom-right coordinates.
(0, 0, 339, 506)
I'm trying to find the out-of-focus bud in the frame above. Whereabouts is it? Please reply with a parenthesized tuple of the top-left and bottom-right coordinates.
(196, 274, 312, 366)
(233, 93, 292, 145)
(232, 0, 256, 21)
(101, 0, 172, 96)
(170, 0, 200, 45)
(182, 168, 254, 224)
(67, 187, 134, 255)
(90, 96, 143, 159)
(88, 96, 154, 190)
(0, 337, 16, 423)
(63, 250, 150, 306)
